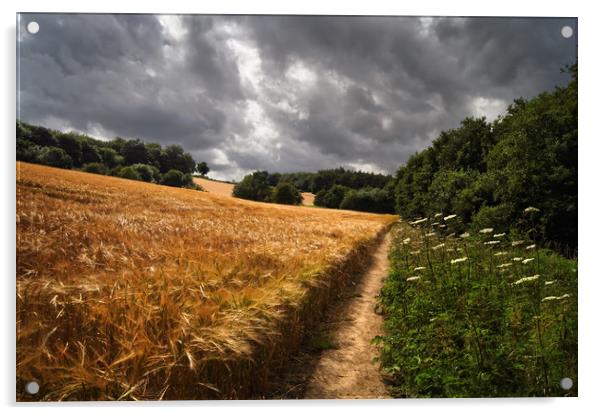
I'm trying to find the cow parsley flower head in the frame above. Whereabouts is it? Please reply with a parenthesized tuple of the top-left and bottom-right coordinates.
(513, 274, 540, 285)
(479, 228, 494, 234)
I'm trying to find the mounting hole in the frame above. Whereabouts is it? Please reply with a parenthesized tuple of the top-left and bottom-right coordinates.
(26, 21, 40, 34)
(560, 377, 573, 390)
(561, 26, 573, 39)
(25, 381, 40, 395)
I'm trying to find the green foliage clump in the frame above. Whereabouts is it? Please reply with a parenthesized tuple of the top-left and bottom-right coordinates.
(279, 167, 392, 193)
(393, 65, 577, 250)
(314, 184, 350, 208)
(38, 147, 73, 169)
(196, 161, 210, 176)
(339, 187, 395, 213)
(232, 171, 272, 202)
(130, 163, 161, 183)
(378, 217, 577, 398)
(270, 182, 302, 205)
(162, 169, 192, 187)
(82, 162, 108, 175)
(117, 166, 142, 181)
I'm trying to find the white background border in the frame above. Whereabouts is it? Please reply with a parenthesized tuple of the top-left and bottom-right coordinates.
(2, 1, 600, 414)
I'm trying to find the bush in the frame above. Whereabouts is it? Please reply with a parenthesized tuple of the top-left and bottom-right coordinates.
(270, 182, 302, 205)
(162, 169, 193, 187)
(16, 138, 42, 163)
(339, 187, 395, 213)
(38, 147, 73, 169)
(82, 162, 108, 175)
(232, 171, 271, 202)
(470, 203, 514, 233)
(117, 166, 142, 181)
(99, 147, 120, 168)
(314, 184, 351, 208)
(131, 163, 161, 183)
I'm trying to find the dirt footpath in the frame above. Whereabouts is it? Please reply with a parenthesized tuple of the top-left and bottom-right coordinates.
(303, 232, 392, 399)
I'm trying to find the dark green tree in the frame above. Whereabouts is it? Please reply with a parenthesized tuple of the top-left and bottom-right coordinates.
(196, 161, 210, 176)
(270, 182, 302, 205)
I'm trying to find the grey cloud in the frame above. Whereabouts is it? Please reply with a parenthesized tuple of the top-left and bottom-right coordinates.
(18, 14, 576, 181)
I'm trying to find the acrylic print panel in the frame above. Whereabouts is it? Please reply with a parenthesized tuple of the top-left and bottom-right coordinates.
(16, 13, 577, 401)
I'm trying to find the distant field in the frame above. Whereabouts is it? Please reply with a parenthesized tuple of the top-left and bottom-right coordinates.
(193, 176, 316, 206)
(16, 162, 396, 400)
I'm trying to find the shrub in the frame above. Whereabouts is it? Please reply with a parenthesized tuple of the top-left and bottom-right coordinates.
(82, 162, 108, 175)
(270, 182, 302, 205)
(232, 171, 271, 202)
(314, 184, 350, 208)
(99, 147, 121, 168)
(339, 187, 395, 213)
(162, 169, 191, 187)
(117, 166, 142, 181)
(471, 203, 514, 233)
(131, 163, 160, 183)
(38, 147, 73, 169)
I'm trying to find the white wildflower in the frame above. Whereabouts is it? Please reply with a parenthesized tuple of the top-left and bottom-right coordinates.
(494, 251, 508, 256)
(497, 263, 512, 268)
(544, 280, 556, 286)
(451, 257, 468, 264)
(403, 237, 411, 244)
(522, 258, 535, 264)
(444, 214, 457, 221)
(406, 276, 421, 282)
(511, 240, 525, 246)
(433, 243, 445, 250)
(425, 232, 436, 237)
(493, 233, 506, 238)
(513, 274, 540, 285)
(439, 224, 447, 228)
(414, 266, 427, 271)
(411, 218, 428, 225)
(434, 213, 443, 218)
(526, 244, 536, 250)
(541, 293, 570, 303)
(512, 257, 523, 262)
(484, 240, 501, 245)
(480, 228, 494, 234)
(524, 206, 540, 213)
(460, 232, 470, 238)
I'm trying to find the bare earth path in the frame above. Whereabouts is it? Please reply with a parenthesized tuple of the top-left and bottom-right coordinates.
(303, 232, 392, 399)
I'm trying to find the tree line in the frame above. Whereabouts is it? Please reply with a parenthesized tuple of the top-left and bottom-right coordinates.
(16, 121, 210, 189)
(232, 168, 396, 213)
(394, 65, 577, 250)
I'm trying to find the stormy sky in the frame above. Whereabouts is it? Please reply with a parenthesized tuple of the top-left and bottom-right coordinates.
(17, 14, 577, 181)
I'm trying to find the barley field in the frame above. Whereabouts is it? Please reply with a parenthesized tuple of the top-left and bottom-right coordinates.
(16, 162, 396, 401)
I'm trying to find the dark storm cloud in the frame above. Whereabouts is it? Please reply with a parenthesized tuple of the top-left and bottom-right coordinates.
(17, 14, 577, 181)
